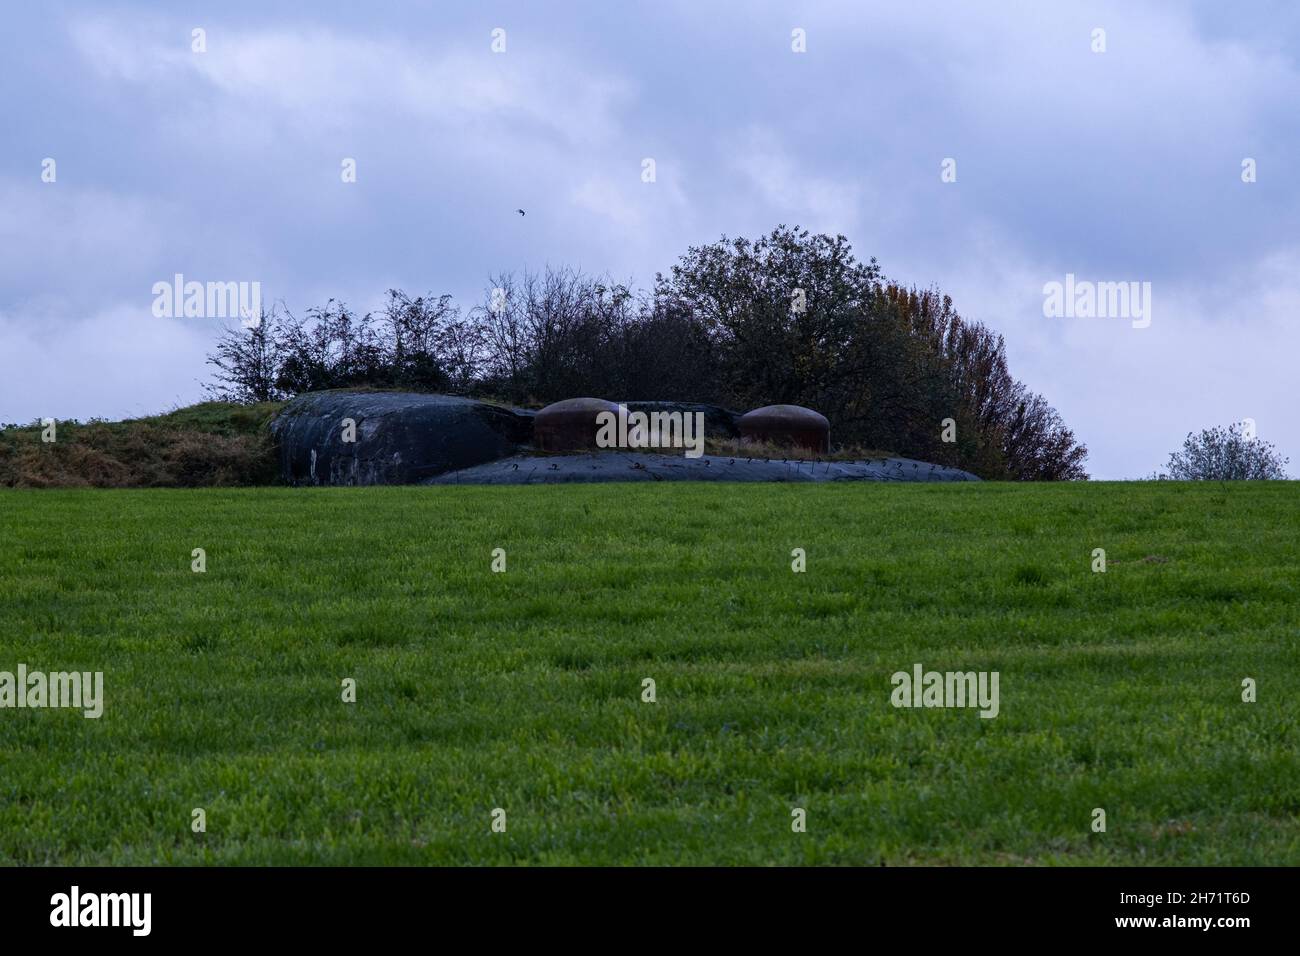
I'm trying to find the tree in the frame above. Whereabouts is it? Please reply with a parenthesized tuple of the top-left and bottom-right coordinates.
(475, 267, 645, 404)
(655, 226, 882, 415)
(205, 306, 285, 403)
(1156, 425, 1289, 480)
(272, 301, 393, 395)
(378, 290, 473, 392)
(656, 227, 1088, 479)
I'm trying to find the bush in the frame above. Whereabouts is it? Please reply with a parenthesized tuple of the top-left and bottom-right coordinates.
(1155, 424, 1290, 480)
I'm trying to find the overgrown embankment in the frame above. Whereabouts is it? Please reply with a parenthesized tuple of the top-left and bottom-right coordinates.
(0, 402, 283, 488)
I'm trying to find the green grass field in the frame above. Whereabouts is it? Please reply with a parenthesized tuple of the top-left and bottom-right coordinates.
(1, 482, 1296, 865)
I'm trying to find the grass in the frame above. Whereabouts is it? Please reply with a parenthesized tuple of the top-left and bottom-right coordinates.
(0, 481, 1296, 865)
(704, 436, 896, 462)
(0, 402, 283, 488)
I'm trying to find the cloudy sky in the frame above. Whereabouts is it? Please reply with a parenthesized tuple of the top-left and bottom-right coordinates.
(2, 1, 1297, 478)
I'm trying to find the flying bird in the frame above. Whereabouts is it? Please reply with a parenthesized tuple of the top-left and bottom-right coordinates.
(516, 209, 526, 216)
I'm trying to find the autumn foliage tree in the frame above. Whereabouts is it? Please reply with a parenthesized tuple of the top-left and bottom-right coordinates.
(656, 227, 1087, 479)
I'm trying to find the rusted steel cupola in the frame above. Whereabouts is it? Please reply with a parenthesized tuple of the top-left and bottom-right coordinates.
(533, 397, 620, 451)
(738, 404, 830, 453)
